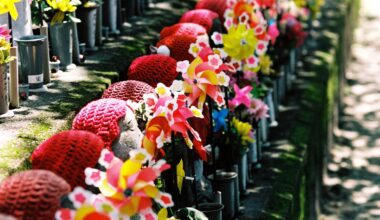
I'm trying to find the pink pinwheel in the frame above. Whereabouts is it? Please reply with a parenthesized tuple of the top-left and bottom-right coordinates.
(180, 47, 230, 110)
(229, 84, 253, 109)
(143, 83, 208, 161)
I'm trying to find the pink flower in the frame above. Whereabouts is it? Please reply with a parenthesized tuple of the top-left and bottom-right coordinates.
(248, 98, 269, 121)
(0, 25, 11, 40)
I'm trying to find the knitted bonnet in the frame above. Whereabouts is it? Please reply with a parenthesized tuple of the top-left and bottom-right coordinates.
(156, 34, 197, 62)
(102, 80, 154, 102)
(179, 9, 220, 33)
(160, 22, 207, 39)
(195, 0, 227, 23)
(31, 130, 104, 188)
(127, 54, 178, 87)
(0, 170, 70, 220)
(72, 98, 130, 149)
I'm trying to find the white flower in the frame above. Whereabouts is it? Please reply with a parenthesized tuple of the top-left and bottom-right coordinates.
(68, 187, 95, 208)
(155, 83, 171, 97)
(85, 168, 106, 187)
(211, 32, 223, 45)
(98, 149, 116, 168)
(176, 60, 190, 74)
(246, 55, 259, 68)
(208, 54, 223, 69)
(170, 80, 184, 92)
(217, 71, 230, 87)
(255, 40, 268, 56)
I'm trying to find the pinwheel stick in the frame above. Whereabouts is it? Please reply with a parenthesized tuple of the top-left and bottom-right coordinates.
(189, 149, 199, 209)
(38, 1, 44, 26)
(207, 97, 217, 190)
(224, 86, 233, 169)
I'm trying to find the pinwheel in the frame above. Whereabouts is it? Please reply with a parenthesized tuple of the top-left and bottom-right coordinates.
(229, 84, 253, 109)
(142, 83, 208, 161)
(56, 149, 174, 220)
(0, 0, 20, 20)
(178, 47, 230, 110)
(212, 108, 229, 132)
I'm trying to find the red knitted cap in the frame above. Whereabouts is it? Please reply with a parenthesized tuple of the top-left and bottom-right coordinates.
(127, 54, 178, 87)
(31, 130, 104, 188)
(156, 35, 197, 62)
(72, 98, 130, 149)
(160, 23, 207, 39)
(195, 0, 227, 23)
(102, 80, 154, 102)
(179, 9, 219, 33)
(0, 170, 70, 220)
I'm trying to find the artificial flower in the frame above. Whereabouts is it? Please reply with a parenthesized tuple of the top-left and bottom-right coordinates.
(0, 25, 11, 40)
(259, 55, 274, 75)
(232, 117, 255, 146)
(247, 98, 269, 121)
(0, 0, 20, 20)
(212, 108, 229, 132)
(222, 24, 257, 60)
(45, 0, 81, 24)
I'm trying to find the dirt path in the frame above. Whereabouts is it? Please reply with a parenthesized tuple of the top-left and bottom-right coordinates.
(320, 0, 380, 219)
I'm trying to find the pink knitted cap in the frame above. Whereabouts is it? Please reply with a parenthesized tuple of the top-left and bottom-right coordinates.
(102, 80, 154, 102)
(72, 98, 130, 149)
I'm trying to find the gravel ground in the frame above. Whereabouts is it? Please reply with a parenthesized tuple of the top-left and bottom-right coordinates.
(320, 0, 380, 219)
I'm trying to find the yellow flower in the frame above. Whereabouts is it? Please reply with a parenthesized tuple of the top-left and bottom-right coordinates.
(0, 37, 13, 64)
(46, 0, 80, 24)
(259, 55, 273, 75)
(0, 0, 21, 20)
(232, 117, 254, 145)
(222, 24, 258, 60)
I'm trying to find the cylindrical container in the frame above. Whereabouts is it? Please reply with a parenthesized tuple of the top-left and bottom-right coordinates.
(272, 78, 279, 117)
(124, 0, 136, 18)
(278, 66, 286, 103)
(103, 0, 120, 35)
(50, 23, 73, 70)
(76, 6, 98, 51)
(0, 65, 9, 114)
(19, 84, 29, 101)
(208, 171, 237, 220)
(265, 89, 278, 127)
(96, 4, 103, 46)
(259, 118, 269, 146)
(232, 165, 240, 217)
(238, 152, 248, 193)
(198, 203, 224, 220)
(15, 35, 47, 90)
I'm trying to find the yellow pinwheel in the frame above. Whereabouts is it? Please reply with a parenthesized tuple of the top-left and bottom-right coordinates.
(0, 0, 21, 20)
(223, 24, 258, 61)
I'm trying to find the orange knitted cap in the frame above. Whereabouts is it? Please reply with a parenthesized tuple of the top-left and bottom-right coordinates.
(127, 54, 178, 87)
(195, 0, 227, 23)
(156, 35, 197, 62)
(31, 130, 104, 188)
(0, 170, 70, 220)
(102, 80, 154, 102)
(160, 22, 207, 39)
(179, 9, 219, 33)
(72, 98, 130, 149)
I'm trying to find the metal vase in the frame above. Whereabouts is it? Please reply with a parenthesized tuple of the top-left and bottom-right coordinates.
(103, 0, 120, 35)
(209, 171, 237, 220)
(50, 23, 73, 70)
(238, 152, 248, 193)
(198, 203, 224, 220)
(77, 6, 98, 51)
(15, 35, 47, 90)
(265, 89, 278, 127)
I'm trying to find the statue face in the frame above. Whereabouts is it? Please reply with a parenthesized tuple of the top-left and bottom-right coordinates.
(112, 107, 143, 161)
